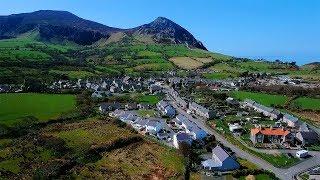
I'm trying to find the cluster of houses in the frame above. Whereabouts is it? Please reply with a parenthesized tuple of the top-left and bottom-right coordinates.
(104, 98, 210, 149)
(241, 99, 319, 147)
(49, 76, 164, 98)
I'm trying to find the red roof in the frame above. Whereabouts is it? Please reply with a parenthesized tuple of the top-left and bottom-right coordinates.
(251, 127, 290, 136)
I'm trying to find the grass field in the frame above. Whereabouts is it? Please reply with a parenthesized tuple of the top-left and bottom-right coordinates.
(292, 97, 320, 110)
(203, 72, 237, 79)
(0, 93, 76, 127)
(136, 95, 161, 105)
(231, 91, 288, 106)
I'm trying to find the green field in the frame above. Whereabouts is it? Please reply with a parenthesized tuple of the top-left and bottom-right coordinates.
(0, 93, 76, 126)
(292, 97, 320, 110)
(203, 72, 237, 79)
(136, 95, 161, 105)
(231, 91, 288, 106)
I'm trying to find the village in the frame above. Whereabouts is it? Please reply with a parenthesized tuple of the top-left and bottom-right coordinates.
(1, 74, 320, 179)
(20, 74, 316, 179)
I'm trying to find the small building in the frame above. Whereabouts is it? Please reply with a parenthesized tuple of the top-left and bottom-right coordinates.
(173, 133, 193, 149)
(296, 150, 308, 158)
(228, 123, 243, 134)
(201, 145, 240, 171)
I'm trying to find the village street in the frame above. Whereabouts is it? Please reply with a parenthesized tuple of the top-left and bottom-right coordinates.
(164, 88, 320, 180)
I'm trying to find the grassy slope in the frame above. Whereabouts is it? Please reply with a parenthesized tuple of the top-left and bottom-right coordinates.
(0, 93, 76, 126)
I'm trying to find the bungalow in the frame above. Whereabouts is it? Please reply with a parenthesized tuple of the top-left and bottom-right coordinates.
(250, 127, 293, 144)
(175, 114, 207, 140)
(189, 102, 215, 119)
(173, 132, 193, 149)
(201, 145, 240, 171)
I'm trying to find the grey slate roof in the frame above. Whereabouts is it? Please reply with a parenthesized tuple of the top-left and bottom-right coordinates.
(212, 145, 230, 163)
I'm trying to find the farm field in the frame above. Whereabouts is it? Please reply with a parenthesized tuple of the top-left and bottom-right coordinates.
(292, 97, 320, 110)
(0, 93, 76, 127)
(231, 91, 288, 106)
(203, 72, 236, 80)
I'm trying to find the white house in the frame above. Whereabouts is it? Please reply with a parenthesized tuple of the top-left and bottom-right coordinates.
(175, 114, 207, 140)
(202, 145, 240, 171)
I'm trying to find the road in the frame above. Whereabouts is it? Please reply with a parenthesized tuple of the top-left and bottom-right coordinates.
(163, 88, 320, 180)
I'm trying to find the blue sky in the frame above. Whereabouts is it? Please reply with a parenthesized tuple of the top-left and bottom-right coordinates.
(0, 0, 319, 64)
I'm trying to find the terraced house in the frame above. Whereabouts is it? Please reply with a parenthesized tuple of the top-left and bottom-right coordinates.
(189, 102, 215, 119)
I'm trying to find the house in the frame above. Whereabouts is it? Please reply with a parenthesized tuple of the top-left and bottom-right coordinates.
(296, 131, 319, 146)
(157, 100, 176, 117)
(201, 145, 240, 171)
(99, 103, 121, 113)
(242, 99, 281, 120)
(175, 114, 207, 140)
(149, 84, 162, 94)
(189, 102, 215, 119)
(132, 118, 148, 131)
(145, 119, 164, 134)
(250, 127, 292, 144)
(173, 133, 193, 149)
(125, 103, 138, 110)
(282, 114, 301, 127)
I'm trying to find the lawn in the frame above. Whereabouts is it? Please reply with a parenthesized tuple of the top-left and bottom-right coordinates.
(0, 93, 76, 127)
(292, 97, 320, 110)
(136, 95, 161, 105)
(231, 91, 288, 106)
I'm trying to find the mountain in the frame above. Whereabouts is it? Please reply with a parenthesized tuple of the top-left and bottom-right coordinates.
(131, 17, 207, 50)
(0, 10, 120, 45)
(0, 10, 207, 49)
